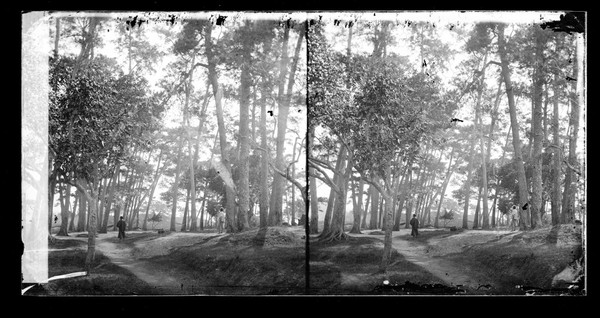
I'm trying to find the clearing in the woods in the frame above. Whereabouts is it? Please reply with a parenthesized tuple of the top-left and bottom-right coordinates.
(25, 223, 583, 296)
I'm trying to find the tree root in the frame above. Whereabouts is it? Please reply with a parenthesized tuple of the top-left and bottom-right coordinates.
(318, 230, 351, 243)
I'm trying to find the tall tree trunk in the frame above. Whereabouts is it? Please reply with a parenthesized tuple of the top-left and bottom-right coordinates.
(350, 176, 364, 234)
(270, 25, 304, 226)
(68, 194, 77, 232)
(183, 54, 198, 232)
(268, 25, 291, 226)
(392, 165, 409, 231)
(530, 28, 547, 229)
(369, 174, 380, 230)
(473, 184, 482, 229)
(323, 145, 345, 234)
(380, 165, 394, 271)
(487, 78, 503, 228)
(170, 135, 184, 232)
(77, 188, 87, 232)
(143, 150, 164, 231)
(205, 22, 237, 233)
(237, 20, 254, 232)
(181, 188, 190, 231)
(498, 23, 530, 230)
(290, 137, 298, 226)
(551, 73, 562, 225)
(434, 151, 456, 228)
(57, 184, 71, 236)
(321, 146, 353, 241)
(101, 167, 118, 233)
(260, 80, 270, 230)
(561, 33, 583, 224)
(54, 17, 60, 58)
(404, 170, 414, 229)
(361, 188, 370, 230)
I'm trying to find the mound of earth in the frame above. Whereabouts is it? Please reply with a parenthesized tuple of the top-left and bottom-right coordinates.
(441, 224, 584, 294)
(226, 226, 306, 247)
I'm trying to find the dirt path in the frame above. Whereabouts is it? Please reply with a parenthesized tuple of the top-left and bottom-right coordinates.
(355, 228, 517, 292)
(94, 231, 222, 294)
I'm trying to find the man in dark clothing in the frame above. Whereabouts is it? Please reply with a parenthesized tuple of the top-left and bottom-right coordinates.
(117, 216, 126, 241)
(410, 214, 419, 238)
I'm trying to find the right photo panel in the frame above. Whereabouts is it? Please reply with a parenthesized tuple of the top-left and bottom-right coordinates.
(306, 11, 586, 296)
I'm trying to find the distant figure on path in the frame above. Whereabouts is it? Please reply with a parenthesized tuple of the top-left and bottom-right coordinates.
(117, 216, 127, 241)
(410, 214, 419, 238)
(509, 204, 519, 231)
(216, 208, 226, 234)
(54, 215, 58, 224)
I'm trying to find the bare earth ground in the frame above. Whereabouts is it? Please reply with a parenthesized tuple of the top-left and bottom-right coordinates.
(26, 223, 583, 296)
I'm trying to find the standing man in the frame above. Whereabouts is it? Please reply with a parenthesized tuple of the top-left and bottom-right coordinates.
(410, 214, 419, 238)
(117, 216, 127, 241)
(216, 208, 226, 234)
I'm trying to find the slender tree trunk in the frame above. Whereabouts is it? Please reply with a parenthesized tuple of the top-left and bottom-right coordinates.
(54, 17, 60, 58)
(143, 150, 164, 231)
(56, 184, 71, 236)
(181, 188, 190, 231)
(561, 33, 583, 224)
(237, 20, 254, 232)
(205, 22, 237, 233)
(369, 174, 380, 230)
(473, 184, 482, 229)
(101, 167, 118, 233)
(498, 23, 530, 230)
(77, 188, 87, 232)
(69, 194, 77, 232)
(551, 74, 562, 225)
(393, 165, 409, 231)
(290, 137, 298, 226)
(350, 176, 364, 234)
(487, 79, 503, 228)
(260, 79, 270, 230)
(380, 165, 394, 271)
(361, 188, 370, 230)
(323, 145, 345, 233)
(269, 25, 291, 226)
(434, 151, 456, 228)
(530, 28, 547, 229)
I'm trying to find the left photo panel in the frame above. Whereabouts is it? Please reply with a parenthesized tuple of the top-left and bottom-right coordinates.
(21, 11, 308, 295)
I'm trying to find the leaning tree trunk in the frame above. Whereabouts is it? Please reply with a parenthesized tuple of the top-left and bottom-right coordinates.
(320, 146, 353, 241)
(322, 145, 345, 234)
(498, 23, 530, 230)
(434, 151, 455, 228)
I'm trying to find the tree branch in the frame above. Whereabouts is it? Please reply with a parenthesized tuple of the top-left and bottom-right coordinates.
(563, 159, 582, 176)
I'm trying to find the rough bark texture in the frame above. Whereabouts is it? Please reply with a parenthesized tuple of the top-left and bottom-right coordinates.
(205, 22, 237, 232)
(561, 34, 583, 224)
(237, 20, 253, 232)
(530, 28, 547, 229)
(268, 25, 290, 226)
(551, 75, 562, 225)
(497, 23, 530, 229)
